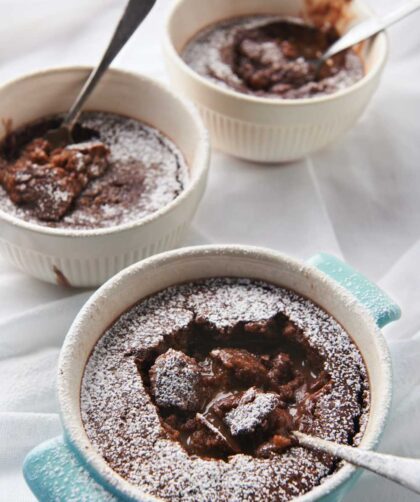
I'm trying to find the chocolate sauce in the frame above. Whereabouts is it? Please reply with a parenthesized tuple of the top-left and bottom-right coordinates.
(81, 278, 369, 501)
(182, 16, 364, 99)
(0, 112, 188, 229)
(135, 313, 330, 460)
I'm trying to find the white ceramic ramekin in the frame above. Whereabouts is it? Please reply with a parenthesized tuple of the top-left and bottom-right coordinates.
(23, 245, 401, 502)
(163, 0, 388, 162)
(0, 67, 210, 287)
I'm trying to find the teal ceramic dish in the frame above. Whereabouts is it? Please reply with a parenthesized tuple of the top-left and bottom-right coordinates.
(23, 246, 401, 501)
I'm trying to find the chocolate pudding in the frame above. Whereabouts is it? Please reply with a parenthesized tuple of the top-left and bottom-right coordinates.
(0, 112, 188, 229)
(81, 278, 369, 501)
(182, 16, 364, 99)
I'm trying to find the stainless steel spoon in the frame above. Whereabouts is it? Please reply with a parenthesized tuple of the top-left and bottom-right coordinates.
(197, 414, 420, 496)
(320, 0, 420, 63)
(294, 431, 420, 496)
(45, 0, 156, 148)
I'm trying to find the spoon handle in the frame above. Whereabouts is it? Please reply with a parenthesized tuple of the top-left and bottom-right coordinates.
(323, 0, 420, 60)
(64, 0, 156, 127)
(382, 0, 420, 27)
(294, 431, 420, 496)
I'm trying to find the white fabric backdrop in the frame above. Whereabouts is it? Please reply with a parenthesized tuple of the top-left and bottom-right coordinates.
(0, 0, 419, 500)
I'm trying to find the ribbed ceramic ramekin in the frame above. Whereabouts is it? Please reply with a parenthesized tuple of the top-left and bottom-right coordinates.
(0, 67, 210, 287)
(23, 246, 401, 501)
(163, 0, 388, 162)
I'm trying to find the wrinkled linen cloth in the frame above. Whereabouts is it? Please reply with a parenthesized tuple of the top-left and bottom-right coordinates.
(0, 0, 419, 500)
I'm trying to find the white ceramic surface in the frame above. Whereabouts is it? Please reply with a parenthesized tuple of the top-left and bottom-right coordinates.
(163, 0, 388, 162)
(0, 67, 210, 287)
(58, 245, 392, 501)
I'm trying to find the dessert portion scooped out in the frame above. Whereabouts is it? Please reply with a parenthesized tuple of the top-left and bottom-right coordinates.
(139, 314, 330, 460)
(0, 136, 110, 221)
(182, 16, 364, 99)
(81, 278, 370, 501)
(0, 112, 188, 229)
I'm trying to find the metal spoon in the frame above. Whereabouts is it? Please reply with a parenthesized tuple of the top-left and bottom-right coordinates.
(45, 0, 156, 149)
(197, 415, 420, 495)
(319, 0, 420, 65)
(294, 431, 420, 496)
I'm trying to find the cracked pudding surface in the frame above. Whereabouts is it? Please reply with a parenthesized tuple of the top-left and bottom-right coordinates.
(182, 16, 364, 100)
(0, 112, 188, 229)
(81, 278, 369, 501)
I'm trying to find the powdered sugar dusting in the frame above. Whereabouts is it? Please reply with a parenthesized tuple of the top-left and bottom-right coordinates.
(183, 16, 274, 92)
(151, 349, 202, 411)
(81, 278, 369, 501)
(0, 112, 188, 229)
(182, 15, 364, 99)
(225, 388, 281, 436)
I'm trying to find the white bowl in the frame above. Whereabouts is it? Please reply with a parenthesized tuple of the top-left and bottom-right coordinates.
(0, 67, 210, 287)
(163, 0, 388, 162)
(23, 245, 401, 501)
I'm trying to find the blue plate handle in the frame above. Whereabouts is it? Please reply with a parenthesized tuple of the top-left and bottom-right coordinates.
(23, 436, 117, 501)
(308, 253, 401, 328)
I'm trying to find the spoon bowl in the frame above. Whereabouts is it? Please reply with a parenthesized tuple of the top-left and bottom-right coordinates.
(44, 125, 73, 149)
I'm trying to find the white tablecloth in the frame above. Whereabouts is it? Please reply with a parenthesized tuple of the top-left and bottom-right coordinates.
(0, 0, 419, 500)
